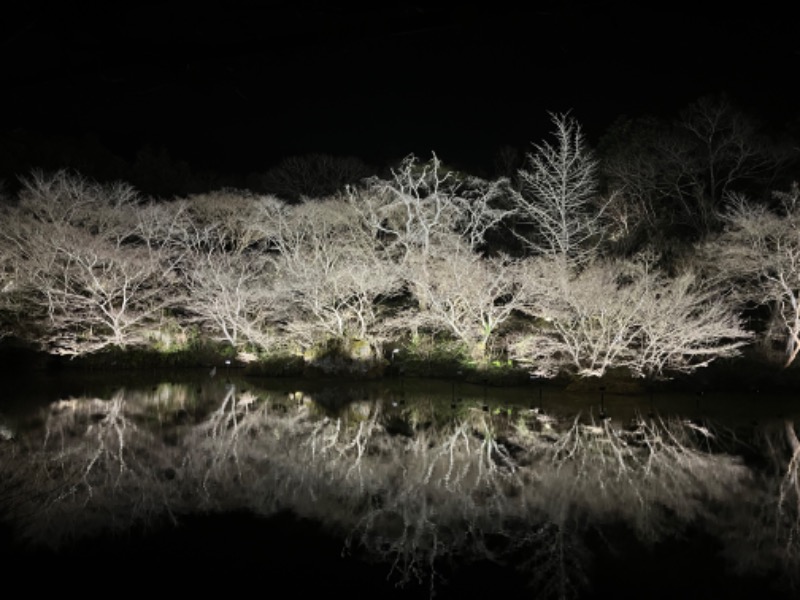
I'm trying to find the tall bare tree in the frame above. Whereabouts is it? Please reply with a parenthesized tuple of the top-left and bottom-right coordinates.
(600, 96, 793, 251)
(679, 95, 791, 206)
(512, 113, 606, 265)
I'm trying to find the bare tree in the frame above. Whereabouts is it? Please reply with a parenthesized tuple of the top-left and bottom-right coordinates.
(512, 113, 606, 265)
(0, 171, 180, 355)
(0, 222, 21, 339)
(700, 184, 800, 367)
(511, 255, 751, 378)
(405, 243, 525, 363)
(157, 193, 291, 354)
(679, 95, 791, 206)
(17, 222, 177, 354)
(183, 250, 282, 353)
(348, 153, 511, 262)
(600, 96, 793, 250)
(255, 153, 374, 202)
(272, 199, 402, 357)
(602, 115, 713, 245)
(491, 144, 525, 180)
(181, 189, 283, 255)
(14, 168, 142, 239)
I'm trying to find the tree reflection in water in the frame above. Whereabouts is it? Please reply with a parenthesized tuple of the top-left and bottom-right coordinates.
(1, 383, 798, 598)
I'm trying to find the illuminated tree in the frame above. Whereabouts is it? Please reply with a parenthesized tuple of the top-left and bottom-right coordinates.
(348, 153, 511, 262)
(511, 255, 751, 378)
(183, 250, 282, 352)
(11, 220, 177, 354)
(405, 243, 525, 363)
(272, 199, 402, 355)
(11, 169, 141, 238)
(511, 113, 606, 265)
(0, 171, 179, 355)
(180, 189, 284, 255)
(700, 184, 800, 367)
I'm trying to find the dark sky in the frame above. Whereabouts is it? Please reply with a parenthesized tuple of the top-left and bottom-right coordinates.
(3, 3, 798, 178)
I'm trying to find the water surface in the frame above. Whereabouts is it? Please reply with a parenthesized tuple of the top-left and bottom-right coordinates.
(1, 369, 798, 599)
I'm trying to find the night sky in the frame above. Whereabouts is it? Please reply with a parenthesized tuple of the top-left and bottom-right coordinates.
(3, 3, 798, 181)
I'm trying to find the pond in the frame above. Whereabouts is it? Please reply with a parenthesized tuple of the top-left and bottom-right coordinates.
(1, 368, 799, 599)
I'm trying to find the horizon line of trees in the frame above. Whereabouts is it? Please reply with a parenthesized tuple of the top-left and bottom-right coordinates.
(1, 95, 799, 379)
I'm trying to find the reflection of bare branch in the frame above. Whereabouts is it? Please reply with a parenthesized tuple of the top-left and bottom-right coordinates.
(1, 388, 788, 597)
(343, 411, 526, 593)
(517, 413, 752, 547)
(778, 421, 800, 559)
(710, 419, 800, 596)
(513, 521, 589, 600)
(6, 392, 181, 547)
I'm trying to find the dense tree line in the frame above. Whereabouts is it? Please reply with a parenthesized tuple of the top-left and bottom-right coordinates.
(1, 97, 798, 379)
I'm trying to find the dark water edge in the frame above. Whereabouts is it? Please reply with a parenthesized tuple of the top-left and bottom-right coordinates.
(0, 511, 793, 599)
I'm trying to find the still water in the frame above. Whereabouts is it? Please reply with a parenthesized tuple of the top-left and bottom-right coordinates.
(1, 369, 799, 599)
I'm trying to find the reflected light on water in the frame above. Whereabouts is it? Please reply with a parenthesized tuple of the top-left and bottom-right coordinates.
(1, 375, 799, 598)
